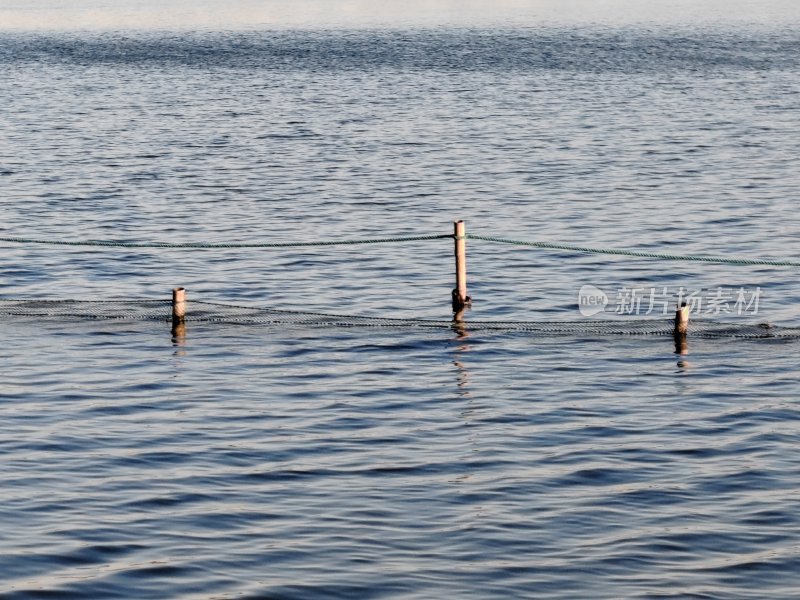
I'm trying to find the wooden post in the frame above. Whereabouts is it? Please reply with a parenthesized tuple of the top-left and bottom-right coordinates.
(172, 287, 186, 337)
(674, 301, 689, 355)
(452, 220, 471, 313)
(172, 287, 186, 323)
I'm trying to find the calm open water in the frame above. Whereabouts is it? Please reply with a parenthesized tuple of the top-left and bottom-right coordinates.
(2, 3, 800, 598)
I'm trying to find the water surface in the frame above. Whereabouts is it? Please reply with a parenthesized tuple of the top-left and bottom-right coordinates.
(2, 15, 800, 599)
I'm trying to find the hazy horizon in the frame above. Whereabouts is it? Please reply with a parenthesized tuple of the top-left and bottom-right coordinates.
(1, 0, 799, 30)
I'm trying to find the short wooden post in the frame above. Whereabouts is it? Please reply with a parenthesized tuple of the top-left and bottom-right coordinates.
(172, 287, 186, 336)
(172, 287, 186, 323)
(674, 301, 689, 355)
(452, 220, 471, 313)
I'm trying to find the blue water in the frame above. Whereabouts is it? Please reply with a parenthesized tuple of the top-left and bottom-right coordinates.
(2, 7, 800, 598)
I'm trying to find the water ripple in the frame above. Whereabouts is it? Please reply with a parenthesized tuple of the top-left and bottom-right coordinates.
(2, 22, 800, 600)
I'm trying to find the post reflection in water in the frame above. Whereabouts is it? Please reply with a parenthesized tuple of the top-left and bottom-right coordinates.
(451, 327, 470, 398)
(450, 323, 472, 431)
(449, 320, 488, 520)
(451, 307, 471, 397)
(674, 331, 691, 370)
(674, 332, 688, 354)
(171, 321, 187, 355)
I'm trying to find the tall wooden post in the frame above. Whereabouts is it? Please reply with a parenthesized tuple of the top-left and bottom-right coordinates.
(452, 220, 471, 313)
(674, 301, 689, 355)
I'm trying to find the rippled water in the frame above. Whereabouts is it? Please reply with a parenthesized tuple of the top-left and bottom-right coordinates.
(2, 12, 800, 599)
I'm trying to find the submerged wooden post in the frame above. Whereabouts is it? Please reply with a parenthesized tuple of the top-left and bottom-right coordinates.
(172, 287, 186, 338)
(452, 220, 471, 313)
(674, 301, 689, 355)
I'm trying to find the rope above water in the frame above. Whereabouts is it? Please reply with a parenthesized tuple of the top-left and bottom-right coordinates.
(2, 231, 799, 267)
(0, 234, 452, 249)
(467, 235, 800, 268)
